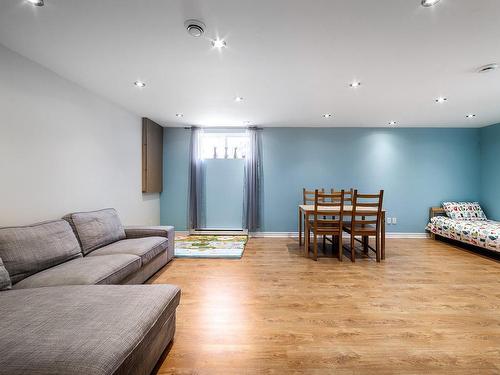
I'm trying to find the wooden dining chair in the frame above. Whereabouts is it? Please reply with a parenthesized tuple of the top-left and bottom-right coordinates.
(301, 188, 335, 248)
(305, 187, 335, 219)
(307, 189, 345, 261)
(342, 190, 384, 262)
(301, 188, 324, 247)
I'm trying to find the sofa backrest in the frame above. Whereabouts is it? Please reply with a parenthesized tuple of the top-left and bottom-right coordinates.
(63, 208, 125, 255)
(0, 220, 82, 284)
(0, 257, 12, 291)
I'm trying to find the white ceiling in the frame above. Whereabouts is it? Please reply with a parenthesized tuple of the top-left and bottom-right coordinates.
(1, 0, 499, 128)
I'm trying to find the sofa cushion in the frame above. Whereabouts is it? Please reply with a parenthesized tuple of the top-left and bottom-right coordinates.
(125, 226, 175, 261)
(64, 208, 126, 255)
(12, 254, 140, 289)
(0, 220, 82, 284)
(0, 257, 11, 291)
(87, 237, 168, 266)
(0, 284, 181, 375)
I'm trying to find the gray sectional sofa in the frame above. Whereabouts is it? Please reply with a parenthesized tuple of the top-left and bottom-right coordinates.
(0, 208, 180, 375)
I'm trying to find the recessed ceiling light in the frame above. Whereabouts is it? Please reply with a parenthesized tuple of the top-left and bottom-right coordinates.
(176, 113, 184, 118)
(435, 97, 447, 103)
(421, 0, 441, 7)
(465, 114, 476, 118)
(349, 81, 361, 88)
(389, 121, 397, 126)
(212, 39, 227, 49)
(134, 80, 146, 88)
(235, 96, 244, 102)
(477, 63, 498, 73)
(27, 0, 44, 5)
(322, 114, 333, 118)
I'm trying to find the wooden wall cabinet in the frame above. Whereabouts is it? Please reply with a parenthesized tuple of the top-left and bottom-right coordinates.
(142, 118, 163, 193)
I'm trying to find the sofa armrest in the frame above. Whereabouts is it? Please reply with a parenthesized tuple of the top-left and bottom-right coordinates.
(124, 226, 175, 261)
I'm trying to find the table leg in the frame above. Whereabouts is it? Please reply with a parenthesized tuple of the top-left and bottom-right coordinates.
(381, 211, 386, 260)
(298, 208, 302, 246)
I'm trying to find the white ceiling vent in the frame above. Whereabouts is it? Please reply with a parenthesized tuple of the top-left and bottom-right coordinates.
(477, 63, 498, 73)
(184, 19, 205, 37)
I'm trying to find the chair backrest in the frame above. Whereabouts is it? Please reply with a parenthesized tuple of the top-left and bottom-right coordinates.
(343, 188, 354, 204)
(312, 189, 344, 228)
(303, 188, 327, 204)
(351, 190, 384, 227)
(303, 188, 316, 204)
(331, 188, 354, 204)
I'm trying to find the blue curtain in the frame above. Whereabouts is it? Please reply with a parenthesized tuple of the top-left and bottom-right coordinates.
(188, 127, 204, 230)
(243, 128, 262, 232)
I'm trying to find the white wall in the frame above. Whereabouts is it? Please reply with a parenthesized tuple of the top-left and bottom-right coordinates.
(0, 44, 160, 226)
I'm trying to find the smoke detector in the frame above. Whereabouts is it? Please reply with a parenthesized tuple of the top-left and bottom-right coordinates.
(477, 63, 498, 73)
(185, 19, 205, 37)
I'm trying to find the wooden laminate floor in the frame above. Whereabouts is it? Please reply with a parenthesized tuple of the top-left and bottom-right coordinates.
(151, 238, 500, 374)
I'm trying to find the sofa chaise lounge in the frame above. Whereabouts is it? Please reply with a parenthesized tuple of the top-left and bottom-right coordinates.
(0, 208, 180, 375)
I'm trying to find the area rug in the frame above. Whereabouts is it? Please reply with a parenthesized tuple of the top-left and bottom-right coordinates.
(175, 235, 248, 259)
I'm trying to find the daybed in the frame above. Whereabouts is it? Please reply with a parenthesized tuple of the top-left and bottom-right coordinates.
(426, 202, 500, 253)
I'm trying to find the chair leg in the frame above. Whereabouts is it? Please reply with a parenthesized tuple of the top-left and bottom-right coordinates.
(376, 232, 381, 263)
(381, 213, 386, 260)
(304, 225, 308, 257)
(350, 234, 355, 262)
(363, 236, 368, 254)
(338, 232, 343, 261)
(313, 232, 318, 261)
(304, 228, 307, 256)
(298, 209, 303, 246)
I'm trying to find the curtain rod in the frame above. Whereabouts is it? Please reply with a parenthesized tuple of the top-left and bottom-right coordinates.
(183, 126, 263, 130)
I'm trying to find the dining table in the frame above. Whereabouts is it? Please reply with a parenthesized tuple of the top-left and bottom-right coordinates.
(298, 204, 386, 259)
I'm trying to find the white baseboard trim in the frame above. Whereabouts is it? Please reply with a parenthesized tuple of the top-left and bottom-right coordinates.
(176, 231, 429, 239)
(385, 233, 430, 239)
(190, 229, 248, 235)
(250, 232, 298, 238)
(250, 232, 430, 239)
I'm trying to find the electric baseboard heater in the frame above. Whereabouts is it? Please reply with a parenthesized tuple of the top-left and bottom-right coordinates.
(190, 228, 248, 236)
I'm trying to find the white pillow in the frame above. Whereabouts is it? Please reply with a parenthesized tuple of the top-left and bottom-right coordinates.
(442, 202, 487, 221)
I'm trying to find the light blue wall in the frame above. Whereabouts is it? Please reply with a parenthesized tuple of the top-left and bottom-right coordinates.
(161, 127, 481, 232)
(160, 128, 190, 230)
(480, 123, 500, 221)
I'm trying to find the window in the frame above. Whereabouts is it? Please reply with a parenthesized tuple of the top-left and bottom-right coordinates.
(200, 132, 248, 160)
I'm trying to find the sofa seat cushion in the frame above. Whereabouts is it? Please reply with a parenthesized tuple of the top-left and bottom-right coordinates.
(125, 226, 175, 261)
(0, 285, 181, 375)
(87, 237, 168, 266)
(12, 254, 140, 289)
(0, 220, 82, 284)
(64, 208, 126, 255)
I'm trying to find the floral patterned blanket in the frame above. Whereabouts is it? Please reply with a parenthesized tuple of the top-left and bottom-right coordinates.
(427, 216, 500, 252)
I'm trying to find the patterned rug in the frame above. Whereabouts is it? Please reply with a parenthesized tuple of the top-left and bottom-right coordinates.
(175, 235, 248, 259)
